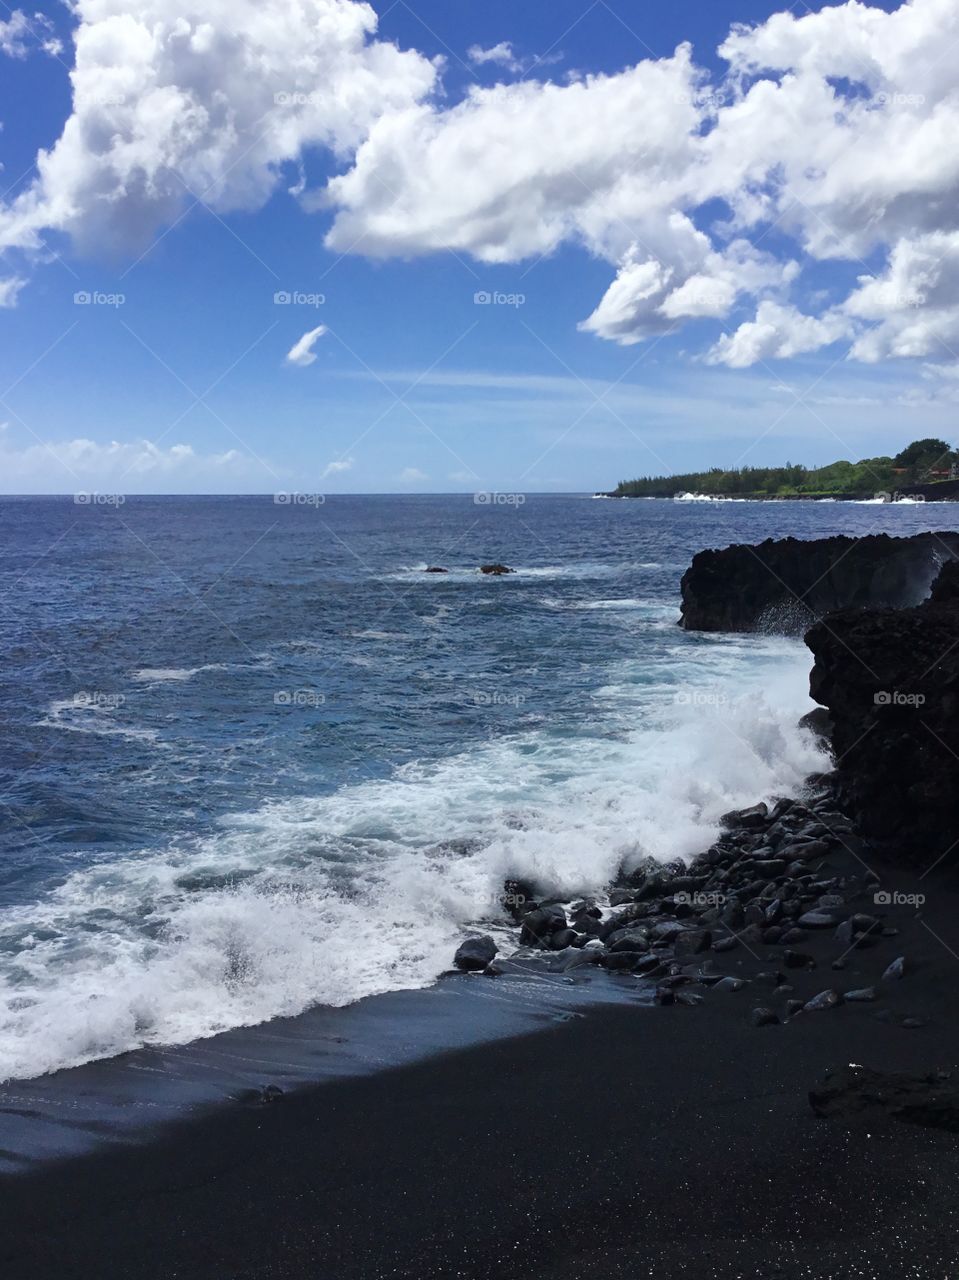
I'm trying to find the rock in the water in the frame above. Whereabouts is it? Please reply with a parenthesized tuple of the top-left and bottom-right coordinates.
(480, 563, 514, 575)
(721, 802, 768, 829)
(424, 566, 449, 573)
(810, 1064, 959, 1131)
(453, 936, 497, 972)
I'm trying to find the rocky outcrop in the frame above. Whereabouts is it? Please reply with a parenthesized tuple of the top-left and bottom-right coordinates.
(680, 533, 959, 633)
(805, 558, 959, 862)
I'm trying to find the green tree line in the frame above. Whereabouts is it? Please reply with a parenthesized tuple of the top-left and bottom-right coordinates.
(612, 439, 959, 498)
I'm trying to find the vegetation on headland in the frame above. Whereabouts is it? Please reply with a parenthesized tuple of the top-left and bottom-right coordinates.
(611, 438, 959, 499)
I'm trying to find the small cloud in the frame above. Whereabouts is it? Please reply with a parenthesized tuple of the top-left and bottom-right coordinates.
(467, 41, 561, 75)
(0, 11, 60, 60)
(447, 470, 472, 483)
(321, 457, 354, 479)
(397, 467, 427, 483)
(285, 325, 327, 367)
(0, 277, 26, 308)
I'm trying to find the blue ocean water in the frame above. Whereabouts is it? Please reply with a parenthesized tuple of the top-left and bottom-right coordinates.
(1, 493, 956, 1082)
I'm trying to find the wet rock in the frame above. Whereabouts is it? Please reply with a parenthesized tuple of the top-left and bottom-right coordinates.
(883, 956, 907, 981)
(721, 802, 769, 829)
(844, 987, 876, 1002)
(798, 911, 841, 929)
(424, 566, 449, 573)
(520, 905, 567, 947)
(804, 989, 842, 1012)
(549, 928, 579, 951)
(673, 929, 712, 958)
(712, 936, 739, 953)
(480, 563, 514, 575)
(783, 949, 816, 969)
(454, 936, 497, 972)
(713, 976, 744, 993)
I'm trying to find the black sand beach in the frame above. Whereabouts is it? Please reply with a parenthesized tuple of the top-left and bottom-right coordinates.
(4, 856, 959, 1280)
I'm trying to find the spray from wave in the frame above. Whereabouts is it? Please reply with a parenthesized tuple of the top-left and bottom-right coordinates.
(0, 640, 827, 1081)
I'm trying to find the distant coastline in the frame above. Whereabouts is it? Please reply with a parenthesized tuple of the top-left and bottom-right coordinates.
(602, 437, 959, 503)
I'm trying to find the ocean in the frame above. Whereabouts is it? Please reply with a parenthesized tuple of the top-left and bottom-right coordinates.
(2, 493, 956, 1097)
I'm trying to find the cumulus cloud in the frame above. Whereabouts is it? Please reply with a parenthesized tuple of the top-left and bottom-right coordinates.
(0, 0, 437, 258)
(285, 325, 327, 367)
(396, 466, 427, 483)
(707, 302, 852, 368)
(322, 0, 959, 364)
(3, 0, 959, 371)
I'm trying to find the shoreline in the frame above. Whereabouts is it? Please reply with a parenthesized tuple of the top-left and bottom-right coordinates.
(4, 853, 959, 1280)
(5, 794, 959, 1277)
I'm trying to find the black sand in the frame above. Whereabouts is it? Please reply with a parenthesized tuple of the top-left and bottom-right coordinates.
(4, 926, 959, 1279)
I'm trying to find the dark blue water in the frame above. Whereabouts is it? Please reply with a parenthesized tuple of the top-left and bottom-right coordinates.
(1, 493, 956, 1085)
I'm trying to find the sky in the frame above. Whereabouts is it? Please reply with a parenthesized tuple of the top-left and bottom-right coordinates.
(0, 0, 956, 494)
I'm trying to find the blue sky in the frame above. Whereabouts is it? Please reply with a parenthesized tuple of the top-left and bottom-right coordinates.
(0, 0, 954, 493)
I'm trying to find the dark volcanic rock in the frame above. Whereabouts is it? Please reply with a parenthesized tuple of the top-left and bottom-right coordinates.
(810, 1064, 959, 1131)
(424, 566, 449, 573)
(680, 532, 959, 633)
(453, 936, 497, 972)
(480, 563, 515, 576)
(806, 556, 959, 863)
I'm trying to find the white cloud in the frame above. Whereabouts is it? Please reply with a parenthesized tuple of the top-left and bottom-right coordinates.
(321, 456, 353, 478)
(3, 0, 959, 370)
(0, 0, 437, 257)
(0, 436, 266, 493)
(285, 325, 327, 367)
(0, 276, 26, 307)
(0, 11, 61, 59)
(322, 0, 959, 364)
(467, 41, 522, 71)
(707, 302, 851, 368)
(396, 466, 427, 483)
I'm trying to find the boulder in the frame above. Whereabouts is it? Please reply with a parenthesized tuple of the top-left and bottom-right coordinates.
(453, 936, 497, 972)
(480, 563, 515, 575)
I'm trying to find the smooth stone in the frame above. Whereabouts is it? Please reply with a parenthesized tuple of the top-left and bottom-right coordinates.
(883, 956, 907, 981)
(845, 987, 877, 1002)
(751, 1007, 779, 1027)
(804, 989, 843, 1012)
(453, 936, 497, 972)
